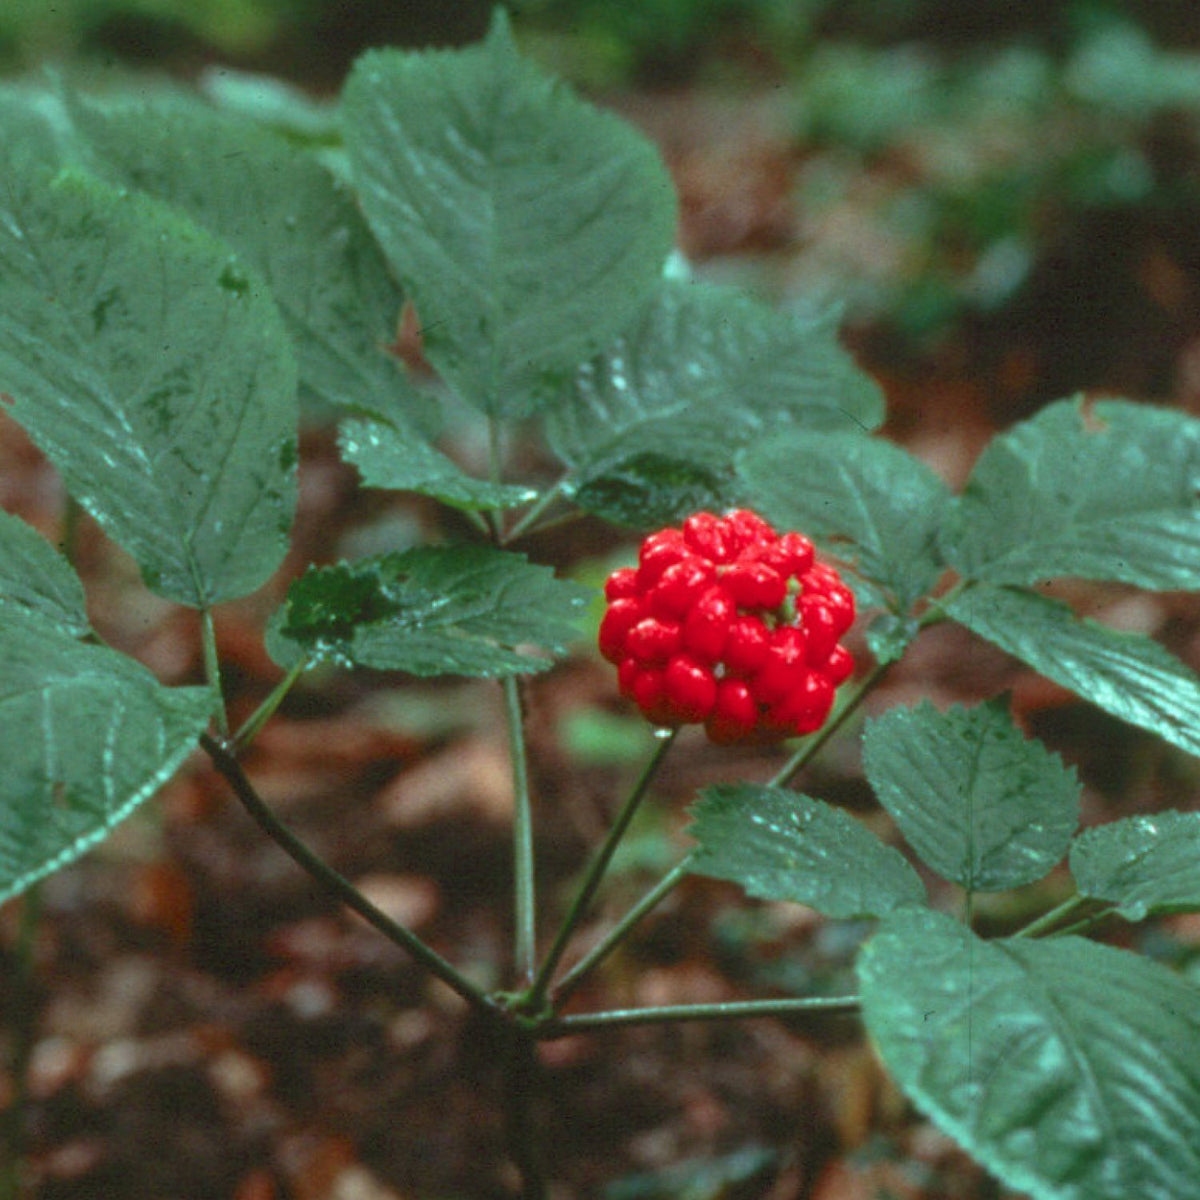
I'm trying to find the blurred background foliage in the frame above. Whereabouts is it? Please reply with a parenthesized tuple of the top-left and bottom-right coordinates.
(4, 0, 1200, 411)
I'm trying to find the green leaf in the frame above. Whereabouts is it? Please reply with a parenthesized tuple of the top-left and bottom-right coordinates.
(571, 451, 730, 529)
(0, 83, 86, 173)
(545, 281, 885, 525)
(199, 67, 339, 142)
(943, 397, 1200, 590)
(687, 784, 927, 919)
(865, 612, 921, 665)
(338, 416, 536, 512)
(69, 95, 422, 424)
(0, 510, 89, 636)
(1071, 811, 1200, 920)
(0, 607, 212, 904)
(341, 11, 677, 418)
(859, 908, 1200, 1200)
(862, 698, 1080, 891)
(273, 544, 591, 677)
(0, 170, 297, 607)
(737, 430, 949, 612)
(944, 584, 1200, 760)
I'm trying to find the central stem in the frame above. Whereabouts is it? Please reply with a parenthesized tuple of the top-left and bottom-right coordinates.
(504, 677, 538, 986)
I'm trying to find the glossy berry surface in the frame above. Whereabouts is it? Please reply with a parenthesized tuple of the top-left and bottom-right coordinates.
(600, 509, 856, 742)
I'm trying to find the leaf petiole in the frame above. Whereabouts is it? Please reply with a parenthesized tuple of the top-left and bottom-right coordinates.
(540, 994, 859, 1035)
(201, 607, 229, 738)
(551, 853, 695, 1006)
(232, 656, 310, 752)
(527, 728, 678, 1010)
(1010, 892, 1090, 938)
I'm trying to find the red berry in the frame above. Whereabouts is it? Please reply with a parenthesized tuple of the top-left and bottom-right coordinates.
(722, 614, 771, 675)
(637, 529, 691, 589)
(723, 508, 776, 554)
(824, 585, 856, 636)
(777, 532, 815, 578)
(752, 625, 809, 704)
(604, 567, 640, 601)
(705, 678, 759, 743)
(664, 655, 718, 722)
(825, 644, 855, 685)
(598, 597, 644, 663)
(647, 558, 715, 619)
(722, 561, 786, 610)
(799, 596, 840, 665)
(617, 657, 641, 698)
(801, 563, 842, 596)
(682, 584, 735, 662)
(682, 512, 733, 563)
(625, 616, 682, 666)
(630, 667, 673, 725)
(770, 671, 835, 736)
(751, 531, 815, 580)
(600, 510, 854, 744)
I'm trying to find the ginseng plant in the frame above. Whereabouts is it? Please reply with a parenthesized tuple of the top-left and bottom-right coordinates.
(2, 10, 1200, 1198)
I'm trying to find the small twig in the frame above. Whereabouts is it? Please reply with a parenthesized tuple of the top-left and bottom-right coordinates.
(232, 657, 308, 751)
(551, 854, 695, 1006)
(1011, 893, 1090, 939)
(502, 475, 571, 545)
(541, 994, 860, 1036)
(200, 733, 497, 1016)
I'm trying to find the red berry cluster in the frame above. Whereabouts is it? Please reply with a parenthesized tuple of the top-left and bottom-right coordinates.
(599, 510, 856, 743)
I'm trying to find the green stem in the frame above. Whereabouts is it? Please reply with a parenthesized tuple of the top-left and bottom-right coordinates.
(200, 607, 229, 739)
(1011, 893, 1090, 939)
(0, 887, 43, 1200)
(502, 475, 570, 545)
(200, 733, 496, 1016)
(767, 656, 891, 789)
(232, 657, 309, 752)
(919, 578, 970, 626)
(1049, 905, 1118, 939)
(504, 678, 538, 987)
(527, 729, 678, 1010)
(541, 994, 860, 1035)
(551, 854, 695, 1007)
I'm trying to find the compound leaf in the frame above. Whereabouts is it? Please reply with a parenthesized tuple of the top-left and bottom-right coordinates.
(859, 908, 1200, 1200)
(0, 607, 212, 904)
(737, 430, 948, 611)
(943, 397, 1200, 590)
(862, 698, 1080, 891)
(342, 11, 676, 419)
(0, 509, 89, 636)
(272, 544, 590, 677)
(1070, 811, 1200, 920)
(0, 170, 297, 607)
(688, 784, 926, 919)
(945, 584, 1200, 760)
